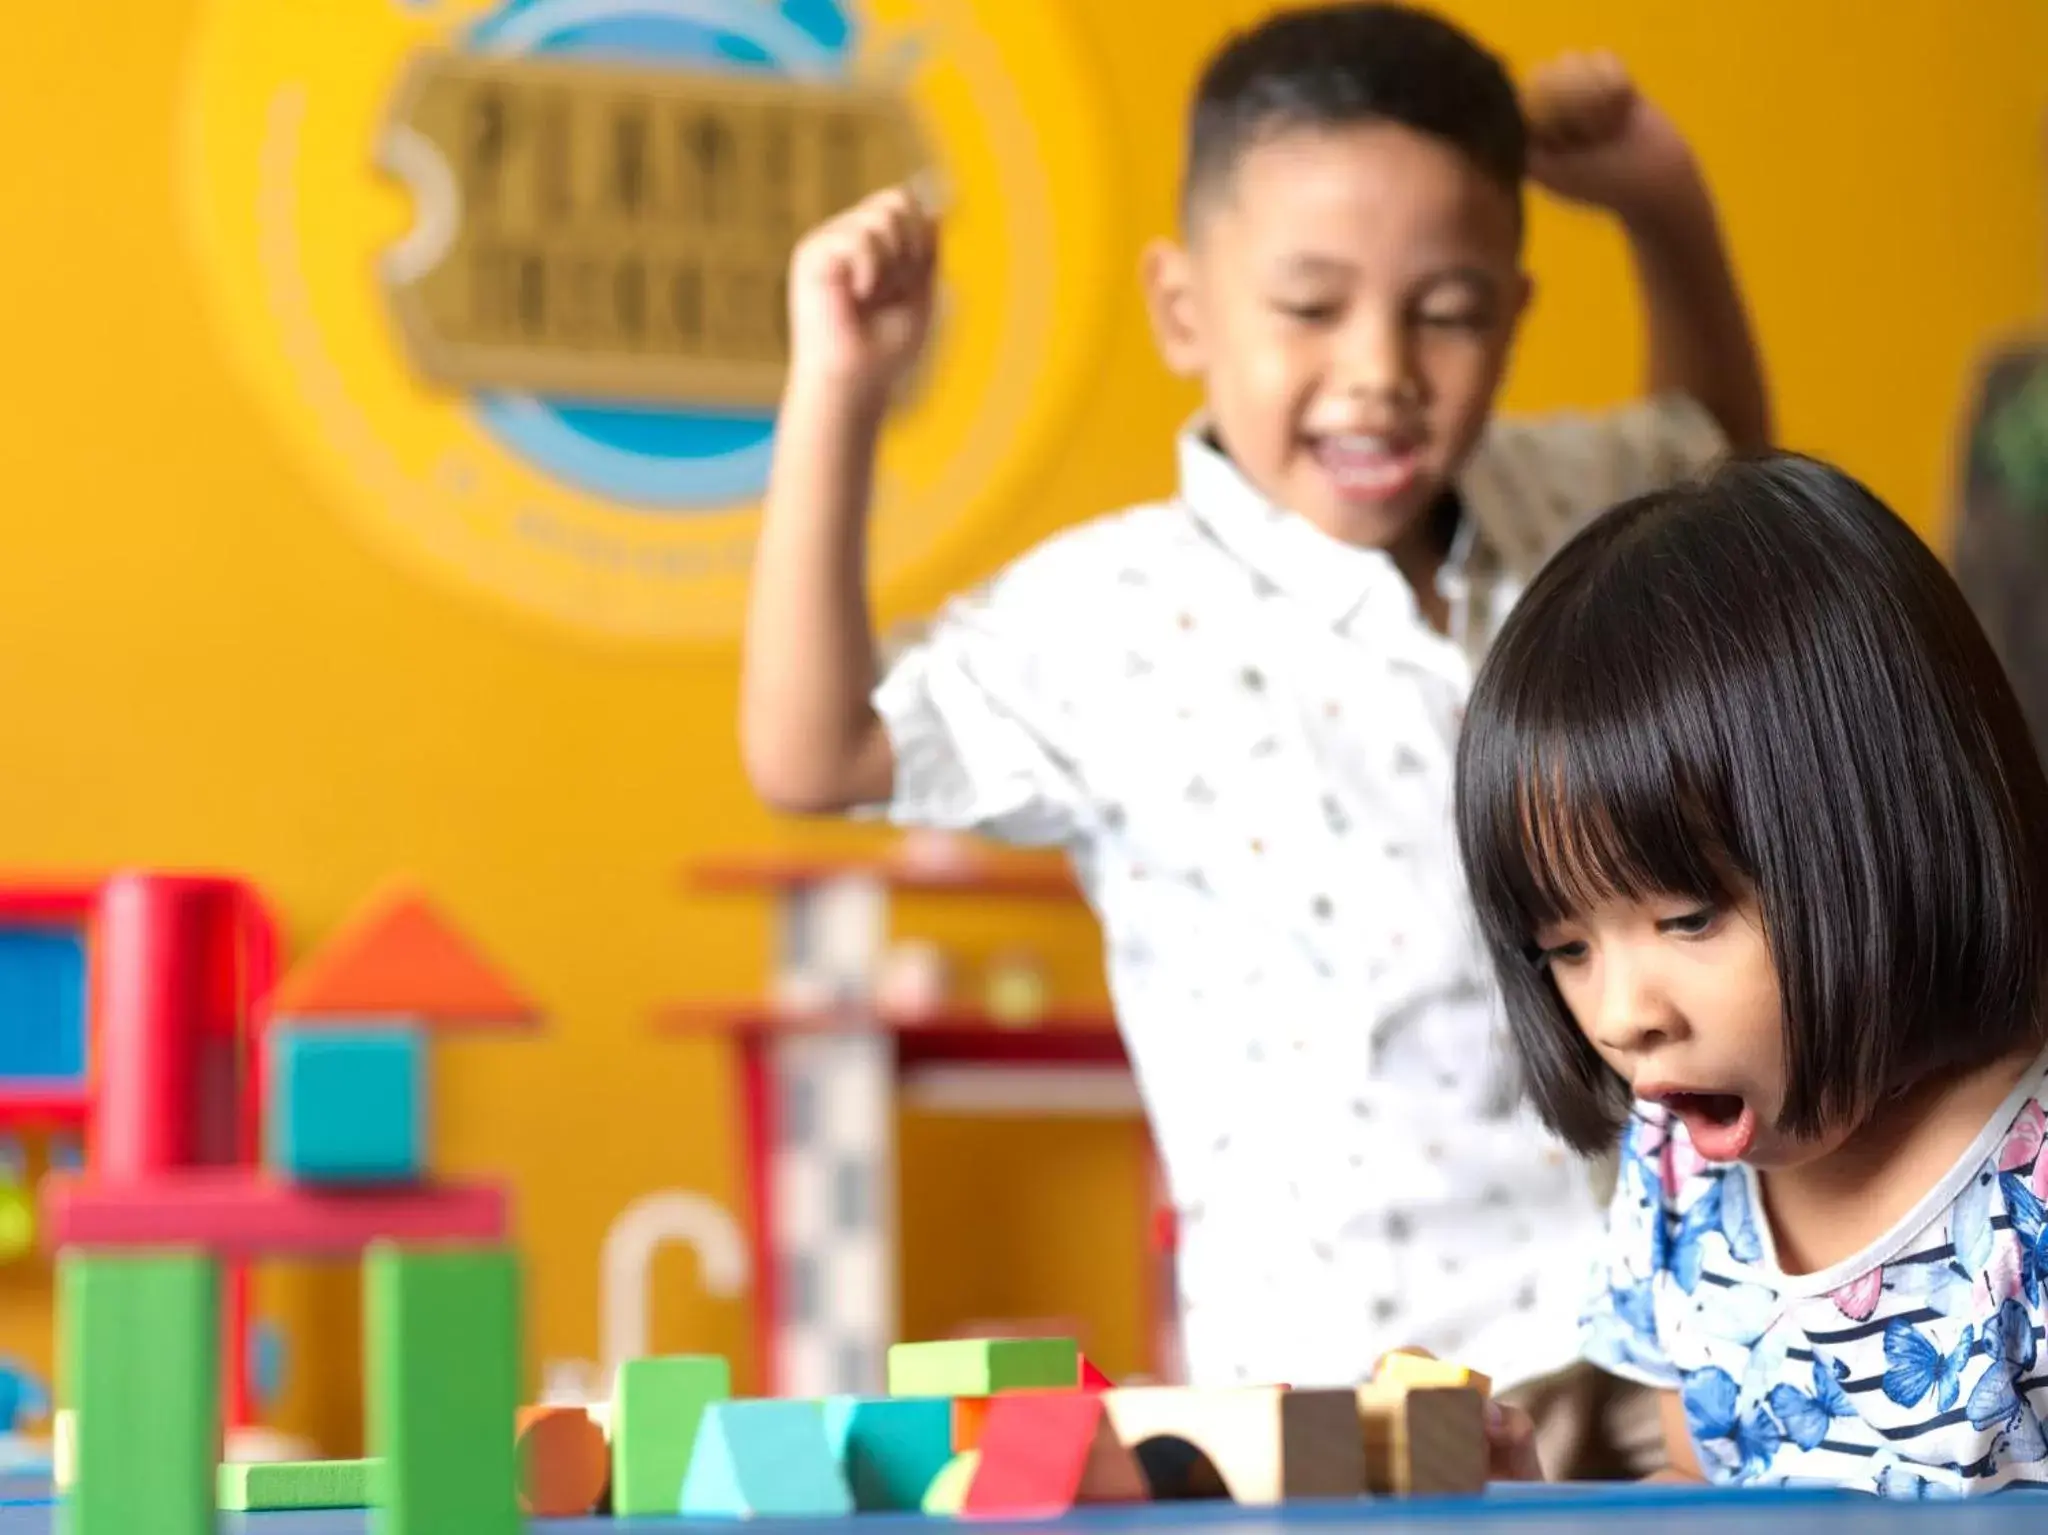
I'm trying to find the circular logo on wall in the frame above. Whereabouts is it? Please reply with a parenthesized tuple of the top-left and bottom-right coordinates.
(181, 0, 1114, 643)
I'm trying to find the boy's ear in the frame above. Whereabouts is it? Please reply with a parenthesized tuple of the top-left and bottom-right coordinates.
(1141, 239, 1205, 378)
(1509, 269, 1536, 330)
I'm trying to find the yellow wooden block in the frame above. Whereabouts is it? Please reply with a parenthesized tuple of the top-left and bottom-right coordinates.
(1357, 1383, 1486, 1497)
(1099, 1386, 1362, 1505)
(1373, 1352, 1491, 1398)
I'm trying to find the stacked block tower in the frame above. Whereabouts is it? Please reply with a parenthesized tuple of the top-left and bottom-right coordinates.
(42, 879, 539, 1535)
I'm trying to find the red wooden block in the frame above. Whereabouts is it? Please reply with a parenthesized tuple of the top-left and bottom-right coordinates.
(42, 1170, 508, 1257)
(962, 1392, 1147, 1520)
(1078, 1355, 1113, 1391)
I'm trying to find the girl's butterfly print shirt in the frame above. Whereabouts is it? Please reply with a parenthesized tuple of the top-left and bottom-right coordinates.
(1585, 1046, 2048, 1496)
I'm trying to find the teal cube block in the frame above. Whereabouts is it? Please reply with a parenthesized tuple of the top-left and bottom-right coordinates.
(267, 1023, 425, 1184)
(680, 1399, 853, 1519)
(823, 1396, 954, 1511)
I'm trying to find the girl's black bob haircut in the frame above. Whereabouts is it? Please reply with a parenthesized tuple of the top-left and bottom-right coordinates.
(1456, 452, 2048, 1155)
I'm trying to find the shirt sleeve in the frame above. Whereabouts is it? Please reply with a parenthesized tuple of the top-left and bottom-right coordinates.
(1579, 1114, 1684, 1391)
(868, 529, 1101, 848)
(1464, 393, 1730, 575)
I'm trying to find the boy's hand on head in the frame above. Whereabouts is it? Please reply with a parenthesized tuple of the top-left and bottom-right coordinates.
(786, 184, 938, 402)
(1523, 52, 1697, 223)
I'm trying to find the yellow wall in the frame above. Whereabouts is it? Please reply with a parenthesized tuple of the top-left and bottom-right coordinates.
(0, 0, 2040, 1454)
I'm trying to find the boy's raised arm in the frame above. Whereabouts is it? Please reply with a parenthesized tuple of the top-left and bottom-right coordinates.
(1524, 52, 1772, 454)
(741, 188, 937, 814)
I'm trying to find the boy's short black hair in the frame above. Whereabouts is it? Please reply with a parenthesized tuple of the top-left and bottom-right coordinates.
(1183, 3, 1525, 221)
(1456, 453, 2048, 1155)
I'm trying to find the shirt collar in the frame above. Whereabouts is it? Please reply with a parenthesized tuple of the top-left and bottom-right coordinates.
(1175, 420, 1478, 629)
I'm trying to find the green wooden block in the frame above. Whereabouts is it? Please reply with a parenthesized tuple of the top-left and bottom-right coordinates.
(60, 1249, 218, 1535)
(886, 1337, 1077, 1398)
(822, 1395, 955, 1511)
(680, 1399, 854, 1518)
(364, 1242, 520, 1535)
(218, 1458, 376, 1511)
(611, 1355, 730, 1516)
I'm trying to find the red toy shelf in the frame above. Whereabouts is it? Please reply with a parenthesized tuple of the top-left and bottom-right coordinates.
(657, 1003, 1126, 1067)
(0, 1084, 91, 1127)
(687, 852, 1082, 901)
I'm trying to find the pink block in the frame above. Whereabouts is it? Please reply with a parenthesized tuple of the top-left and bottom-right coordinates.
(43, 1171, 509, 1256)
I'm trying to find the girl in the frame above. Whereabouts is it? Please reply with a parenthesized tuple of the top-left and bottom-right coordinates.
(1455, 453, 2048, 1495)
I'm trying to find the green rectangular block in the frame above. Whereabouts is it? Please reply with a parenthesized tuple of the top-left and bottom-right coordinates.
(218, 1458, 377, 1511)
(611, 1355, 731, 1516)
(365, 1243, 520, 1535)
(886, 1337, 1078, 1398)
(60, 1250, 218, 1535)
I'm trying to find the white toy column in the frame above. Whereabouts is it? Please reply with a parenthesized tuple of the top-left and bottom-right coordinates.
(767, 875, 897, 1397)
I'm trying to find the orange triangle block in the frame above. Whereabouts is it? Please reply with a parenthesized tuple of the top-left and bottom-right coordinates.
(270, 884, 540, 1028)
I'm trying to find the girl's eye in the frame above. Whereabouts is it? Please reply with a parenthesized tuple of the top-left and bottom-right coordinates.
(1659, 906, 1721, 938)
(1531, 939, 1589, 970)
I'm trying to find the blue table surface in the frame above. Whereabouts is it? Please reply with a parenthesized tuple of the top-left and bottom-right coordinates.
(4, 1479, 2048, 1533)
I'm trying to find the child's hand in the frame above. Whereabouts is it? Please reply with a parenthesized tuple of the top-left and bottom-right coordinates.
(785, 184, 938, 400)
(1523, 52, 1698, 222)
(1484, 1397, 1544, 1482)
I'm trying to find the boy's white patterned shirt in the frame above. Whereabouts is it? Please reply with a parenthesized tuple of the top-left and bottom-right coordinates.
(873, 398, 1726, 1391)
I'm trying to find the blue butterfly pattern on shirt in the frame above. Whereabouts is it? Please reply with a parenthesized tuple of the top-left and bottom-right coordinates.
(1965, 1296, 2048, 1463)
(1683, 1365, 1782, 1479)
(1768, 1354, 1857, 1452)
(1656, 1172, 1765, 1294)
(1997, 1172, 2048, 1309)
(1883, 1319, 1977, 1412)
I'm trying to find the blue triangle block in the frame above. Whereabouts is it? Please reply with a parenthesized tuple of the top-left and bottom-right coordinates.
(680, 1400, 854, 1519)
(822, 1395, 954, 1511)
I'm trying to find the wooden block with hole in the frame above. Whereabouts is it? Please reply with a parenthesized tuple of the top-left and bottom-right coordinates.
(516, 1404, 610, 1517)
(1099, 1386, 1363, 1505)
(961, 1391, 1148, 1520)
(1356, 1383, 1487, 1497)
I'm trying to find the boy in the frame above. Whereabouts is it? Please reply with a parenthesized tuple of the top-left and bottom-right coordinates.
(743, 3, 1768, 1477)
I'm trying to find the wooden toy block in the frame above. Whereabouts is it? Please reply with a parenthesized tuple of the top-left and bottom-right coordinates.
(962, 1389, 1148, 1519)
(952, 1395, 993, 1452)
(611, 1354, 731, 1515)
(1356, 1383, 1487, 1497)
(1100, 1385, 1364, 1505)
(52, 1407, 73, 1491)
(60, 1249, 218, 1535)
(365, 1242, 520, 1535)
(887, 1336, 1078, 1397)
(270, 883, 539, 1026)
(822, 1395, 954, 1512)
(516, 1404, 610, 1517)
(1374, 1350, 1491, 1397)
(1078, 1354, 1114, 1390)
(217, 1458, 376, 1511)
(267, 1024, 425, 1184)
(921, 1449, 980, 1515)
(43, 1170, 507, 1254)
(954, 1387, 1075, 1452)
(681, 1399, 855, 1518)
